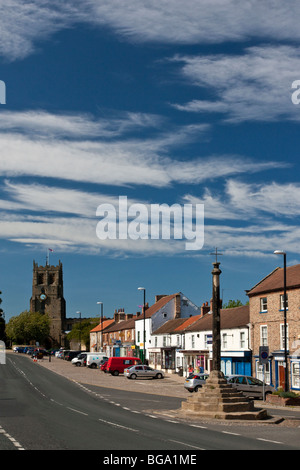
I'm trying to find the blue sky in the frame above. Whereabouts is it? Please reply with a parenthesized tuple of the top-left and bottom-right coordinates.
(1, 1, 300, 321)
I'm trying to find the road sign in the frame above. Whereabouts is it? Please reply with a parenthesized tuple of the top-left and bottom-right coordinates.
(259, 346, 269, 365)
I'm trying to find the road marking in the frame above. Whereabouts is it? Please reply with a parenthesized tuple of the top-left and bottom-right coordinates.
(98, 418, 139, 433)
(256, 438, 283, 445)
(169, 439, 205, 450)
(222, 431, 241, 436)
(189, 424, 208, 429)
(67, 407, 88, 416)
(0, 426, 25, 450)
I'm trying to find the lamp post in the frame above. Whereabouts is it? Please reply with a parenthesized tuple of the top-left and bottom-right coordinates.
(76, 311, 82, 351)
(274, 250, 289, 392)
(97, 301, 103, 352)
(138, 287, 146, 364)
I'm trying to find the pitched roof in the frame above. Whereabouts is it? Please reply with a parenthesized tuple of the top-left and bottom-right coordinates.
(104, 315, 138, 333)
(90, 319, 115, 333)
(184, 305, 249, 332)
(136, 294, 178, 320)
(247, 264, 300, 297)
(152, 315, 202, 335)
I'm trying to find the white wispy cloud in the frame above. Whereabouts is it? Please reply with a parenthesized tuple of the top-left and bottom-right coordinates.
(2, 1, 300, 61)
(0, 110, 283, 186)
(171, 45, 300, 122)
(0, 110, 163, 138)
(184, 179, 300, 220)
(1, 176, 299, 257)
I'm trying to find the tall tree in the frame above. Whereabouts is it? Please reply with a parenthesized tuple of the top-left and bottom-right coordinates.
(6, 311, 50, 345)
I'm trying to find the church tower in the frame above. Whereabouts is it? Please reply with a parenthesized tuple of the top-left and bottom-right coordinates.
(30, 260, 66, 347)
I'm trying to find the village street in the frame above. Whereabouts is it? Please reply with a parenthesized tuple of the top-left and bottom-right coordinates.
(1, 352, 300, 453)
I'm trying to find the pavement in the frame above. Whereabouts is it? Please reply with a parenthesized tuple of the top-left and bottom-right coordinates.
(22, 353, 188, 398)
(11, 352, 300, 424)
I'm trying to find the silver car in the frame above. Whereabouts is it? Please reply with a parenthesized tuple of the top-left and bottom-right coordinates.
(226, 375, 274, 399)
(124, 365, 164, 379)
(184, 373, 209, 392)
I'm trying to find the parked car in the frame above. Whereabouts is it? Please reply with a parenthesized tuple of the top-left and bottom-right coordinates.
(124, 365, 164, 380)
(13, 346, 25, 353)
(226, 375, 274, 399)
(64, 350, 82, 361)
(26, 347, 35, 355)
(86, 353, 109, 369)
(71, 352, 90, 367)
(106, 356, 142, 376)
(184, 373, 209, 392)
(100, 359, 108, 372)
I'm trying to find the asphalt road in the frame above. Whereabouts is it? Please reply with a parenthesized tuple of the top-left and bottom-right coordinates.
(1, 354, 300, 452)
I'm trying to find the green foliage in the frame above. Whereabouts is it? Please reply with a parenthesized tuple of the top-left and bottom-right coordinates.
(272, 390, 299, 398)
(223, 299, 247, 309)
(66, 318, 99, 349)
(6, 310, 50, 345)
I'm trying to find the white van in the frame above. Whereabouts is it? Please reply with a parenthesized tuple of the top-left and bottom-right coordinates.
(86, 353, 108, 369)
(71, 351, 90, 367)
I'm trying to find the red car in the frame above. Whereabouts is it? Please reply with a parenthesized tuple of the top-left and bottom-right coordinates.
(100, 359, 108, 372)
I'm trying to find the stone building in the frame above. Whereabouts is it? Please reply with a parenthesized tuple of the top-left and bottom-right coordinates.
(30, 260, 67, 347)
(247, 264, 300, 391)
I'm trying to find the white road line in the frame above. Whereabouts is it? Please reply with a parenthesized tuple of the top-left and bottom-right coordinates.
(256, 438, 283, 445)
(67, 407, 88, 416)
(98, 418, 139, 433)
(189, 424, 207, 429)
(0, 426, 25, 450)
(169, 439, 205, 450)
(222, 431, 241, 436)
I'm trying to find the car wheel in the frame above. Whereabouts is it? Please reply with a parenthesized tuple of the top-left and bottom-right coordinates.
(112, 370, 119, 376)
(194, 385, 201, 392)
(91, 363, 97, 369)
(155, 373, 163, 379)
(130, 373, 137, 379)
(75, 362, 81, 367)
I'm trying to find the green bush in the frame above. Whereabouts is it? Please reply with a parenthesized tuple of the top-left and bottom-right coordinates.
(272, 390, 299, 398)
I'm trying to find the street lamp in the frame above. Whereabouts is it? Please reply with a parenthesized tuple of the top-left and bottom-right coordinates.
(138, 287, 146, 364)
(76, 311, 82, 351)
(274, 250, 289, 392)
(97, 301, 103, 352)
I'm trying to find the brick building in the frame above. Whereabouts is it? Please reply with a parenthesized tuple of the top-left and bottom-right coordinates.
(247, 264, 300, 391)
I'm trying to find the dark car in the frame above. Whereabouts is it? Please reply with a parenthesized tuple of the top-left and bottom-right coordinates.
(65, 350, 82, 361)
(226, 375, 274, 399)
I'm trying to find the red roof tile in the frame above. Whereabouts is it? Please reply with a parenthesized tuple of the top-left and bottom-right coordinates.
(247, 264, 300, 296)
(90, 319, 114, 333)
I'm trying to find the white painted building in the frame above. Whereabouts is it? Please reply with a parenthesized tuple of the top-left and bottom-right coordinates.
(151, 305, 252, 376)
(135, 292, 200, 363)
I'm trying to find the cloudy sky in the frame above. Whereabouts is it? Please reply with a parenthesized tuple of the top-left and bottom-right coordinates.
(1, 0, 300, 320)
